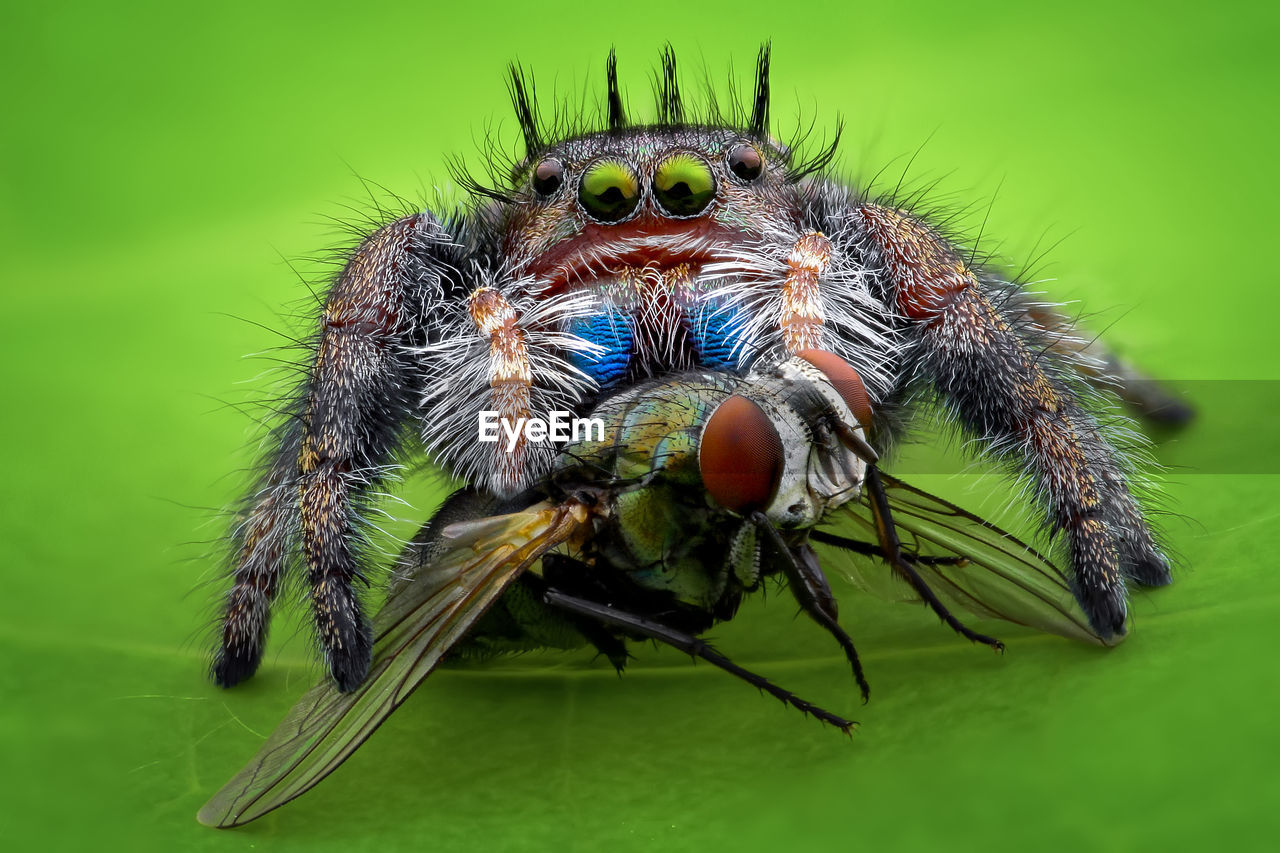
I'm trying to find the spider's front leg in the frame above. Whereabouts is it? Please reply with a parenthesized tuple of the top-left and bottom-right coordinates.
(853, 204, 1171, 637)
(213, 212, 453, 691)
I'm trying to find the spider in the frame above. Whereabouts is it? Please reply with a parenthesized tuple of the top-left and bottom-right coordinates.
(210, 46, 1186, 693)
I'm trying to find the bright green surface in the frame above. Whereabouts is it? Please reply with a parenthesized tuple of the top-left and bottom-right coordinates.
(3, 1, 1278, 850)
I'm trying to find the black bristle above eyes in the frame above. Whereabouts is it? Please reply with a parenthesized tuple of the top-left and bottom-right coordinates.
(606, 49, 627, 132)
(749, 42, 771, 137)
(504, 44, 785, 149)
(473, 45, 839, 203)
(507, 63, 542, 155)
(656, 44, 684, 125)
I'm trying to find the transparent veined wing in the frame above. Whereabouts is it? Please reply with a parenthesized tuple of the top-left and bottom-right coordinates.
(814, 473, 1118, 646)
(197, 496, 590, 828)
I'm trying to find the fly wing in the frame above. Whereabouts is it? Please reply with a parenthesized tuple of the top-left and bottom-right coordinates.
(816, 473, 1115, 646)
(197, 498, 590, 828)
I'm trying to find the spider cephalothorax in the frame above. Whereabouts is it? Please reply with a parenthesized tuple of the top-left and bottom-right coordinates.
(210, 46, 1181, 694)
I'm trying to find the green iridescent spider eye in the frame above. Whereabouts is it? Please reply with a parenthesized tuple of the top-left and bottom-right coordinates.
(578, 160, 641, 222)
(653, 153, 716, 217)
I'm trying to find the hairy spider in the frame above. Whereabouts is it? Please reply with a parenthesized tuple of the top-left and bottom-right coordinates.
(210, 46, 1185, 693)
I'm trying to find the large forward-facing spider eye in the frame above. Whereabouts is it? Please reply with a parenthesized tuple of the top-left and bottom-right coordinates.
(727, 144, 764, 182)
(797, 349, 875, 429)
(653, 153, 716, 217)
(532, 159, 565, 197)
(579, 159, 641, 222)
(699, 395, 784, 514)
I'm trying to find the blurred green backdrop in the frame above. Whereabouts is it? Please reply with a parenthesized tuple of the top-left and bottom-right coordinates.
(3, 0, 1278, 850)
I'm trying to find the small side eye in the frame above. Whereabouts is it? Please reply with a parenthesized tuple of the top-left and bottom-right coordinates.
(532, 159, 565, 197)
(579, 160, 641, 223)
(727, 144, 764, 182)
(699, 395, 784, 514)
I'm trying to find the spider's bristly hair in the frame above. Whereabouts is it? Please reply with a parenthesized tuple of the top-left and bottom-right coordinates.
(451, 47, 843, 203)
(655, 44, 684, 125)
(507, 62, 542, 155)
(749, 42, 771, 137)
(447, 153, 519, 205)
(786, 119, 844, 183)
(606, 48, 627, 132)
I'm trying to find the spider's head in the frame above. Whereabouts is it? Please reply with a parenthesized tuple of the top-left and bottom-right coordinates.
(470, 46, 840, 296)
(506, 126, 799, 292)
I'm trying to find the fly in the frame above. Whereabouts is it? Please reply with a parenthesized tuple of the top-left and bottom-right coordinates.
(199, 351, 1114, 828)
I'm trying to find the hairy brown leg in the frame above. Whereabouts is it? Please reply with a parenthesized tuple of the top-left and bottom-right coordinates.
(854, 204, 1171, 637)
(778, 231, 833, 353)
(213, 212, 447, 690)
(1016, 301, 1194, 428)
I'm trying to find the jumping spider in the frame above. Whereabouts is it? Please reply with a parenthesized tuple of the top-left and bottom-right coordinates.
(210, 46, 1185, 693)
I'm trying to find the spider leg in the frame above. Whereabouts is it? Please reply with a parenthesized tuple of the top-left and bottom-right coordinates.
(542, 588, 856, 733)
(854, 203, 1171, 637)
(213, 212, 451, 691)
(778, 231, 833, 353)
(1016, 300, 1195, 427)
(1012, 301, 1188, 588)
(467, 287, 535, 495)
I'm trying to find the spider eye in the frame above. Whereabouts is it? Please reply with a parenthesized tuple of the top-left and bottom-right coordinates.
(727, 144, 764, 182)
(653, 153, 716, 218)
(532, 159, 564, 197)
(579, 160, 641, 222)
(699, 395, 784, 514)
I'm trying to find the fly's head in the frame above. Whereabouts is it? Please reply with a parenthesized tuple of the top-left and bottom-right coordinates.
(700, 353, 876, 530)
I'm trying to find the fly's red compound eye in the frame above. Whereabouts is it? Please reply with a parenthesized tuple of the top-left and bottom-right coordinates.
(698, 395, 784, 514)
(797, 349, 875, 428)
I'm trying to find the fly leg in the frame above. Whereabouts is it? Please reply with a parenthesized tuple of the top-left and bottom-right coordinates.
(863, 466, 1005, 651)
(808, 531, 969, 567)
(751, 512, 871, 703)
(530, 556, 631, 672)
(542, 588, 857, 733)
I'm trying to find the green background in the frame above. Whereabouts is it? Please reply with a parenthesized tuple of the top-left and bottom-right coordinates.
(3, 0, 1278, 850)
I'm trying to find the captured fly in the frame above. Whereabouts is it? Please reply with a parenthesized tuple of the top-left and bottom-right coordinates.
(200, 351, 1117, 828)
